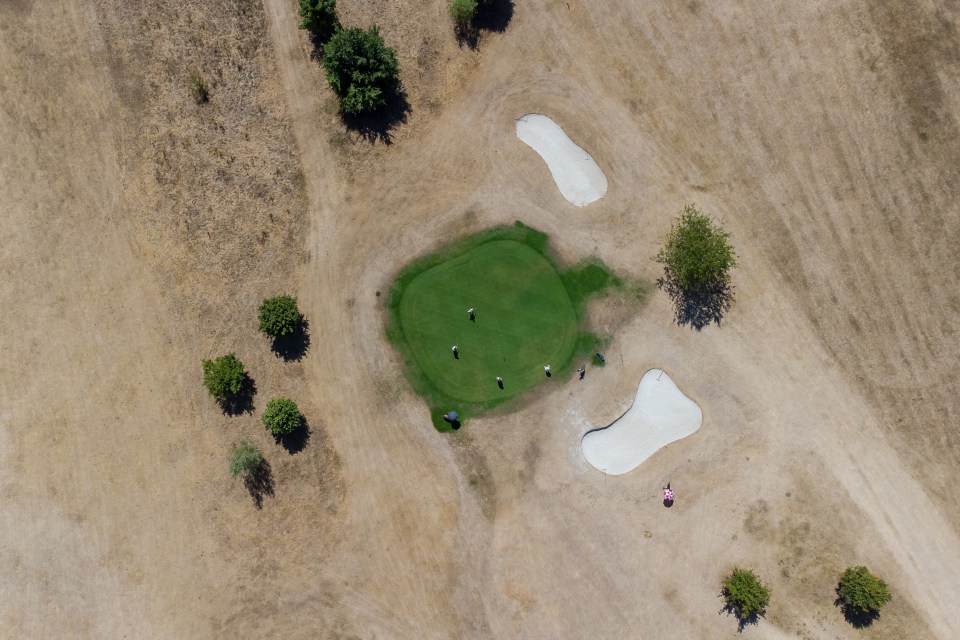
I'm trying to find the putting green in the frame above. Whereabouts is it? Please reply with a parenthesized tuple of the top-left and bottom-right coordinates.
(398, 240, 578, 403)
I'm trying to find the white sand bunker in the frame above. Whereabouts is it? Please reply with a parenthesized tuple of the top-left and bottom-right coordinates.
(581, 369, 702, 475)
(516, 114, 608, 207)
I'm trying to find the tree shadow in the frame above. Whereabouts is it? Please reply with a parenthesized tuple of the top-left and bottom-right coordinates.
(455, 24, 480, 50)
(719, 604, 763, 633)
(834, 595, 882, 628)
(657, 276, 734, 330)
(475, 0, 513, 33)
(275, 419, 311, 455)
(340, 86, 410, 145)
(219, 376, 256, 416)
(307, 23, 340, 62)
(271, 318, 311, 362)
(244, 460, 275, 509)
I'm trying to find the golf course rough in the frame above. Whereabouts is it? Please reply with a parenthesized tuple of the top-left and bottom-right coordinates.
(399, 240, 577, 403)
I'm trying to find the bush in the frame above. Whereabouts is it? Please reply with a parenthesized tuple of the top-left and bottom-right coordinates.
(722, 567, 770, 622)
(298, 0, 339, 42)
(202, 353, 247, 401)
(189, 70, 208, 104)
(838, 566, 891, 617)
(259, 295, 301, 338)
(229, 441, 264, 478)
(323, 26, 399, 115)
(656, 204, 737, 293)
(449, 0, 478, 27)
(262, 397, 303, 435)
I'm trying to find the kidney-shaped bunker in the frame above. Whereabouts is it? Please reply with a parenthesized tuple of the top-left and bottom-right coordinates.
(516, 114, 608, 207)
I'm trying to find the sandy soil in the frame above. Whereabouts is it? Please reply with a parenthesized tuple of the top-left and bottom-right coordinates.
(3, 0, 960, 638)
(581, 368, 702, 475)
(516, 113, 608, 206)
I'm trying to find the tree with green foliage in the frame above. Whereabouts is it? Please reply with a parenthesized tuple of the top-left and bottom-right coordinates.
(202, 353, 247, 401)
(259, 294, 301, 338)
(655, 204, 737, 328)
(449, 0, 478, 27)
(323, 26, 399, 115)
(722, 567, 770, 623)
(262, 397, 303, 435)
(229, 440, 264, 478)
(837, 566, 891, 622)
(298, 0, 339, 43)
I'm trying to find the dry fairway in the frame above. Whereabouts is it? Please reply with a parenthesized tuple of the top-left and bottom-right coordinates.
(2, 0, 959, 638)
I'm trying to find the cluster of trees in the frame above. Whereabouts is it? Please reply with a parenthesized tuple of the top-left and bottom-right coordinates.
(202, 295, 310, 498)
(298, 0, 400, 116)
(721, 565, 891, 629)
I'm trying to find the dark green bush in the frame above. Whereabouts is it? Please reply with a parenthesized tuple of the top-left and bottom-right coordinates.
(722, 567, 770, 622)
(259, 295, 301, 338)
(323, 26, 399, 115)
(298, 0, 339, 43)
(202, 353, 247, 401)
(838, 566, 891, 617)
(262, 397, 303, 435)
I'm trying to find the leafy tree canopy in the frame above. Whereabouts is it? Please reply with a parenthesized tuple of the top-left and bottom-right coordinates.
(202, 353, 247, 401)
(838, 566, 892, 615)
(229, 441, 264, 478)
(259, 295, 301, 338)
(450, 0, 478, 27)
(298, 0, 339, 42)
(656, 204, 737, 293)
(722, 567, 771, 622)
(323, 26, 399, 115)
(262, 397, 303, 435)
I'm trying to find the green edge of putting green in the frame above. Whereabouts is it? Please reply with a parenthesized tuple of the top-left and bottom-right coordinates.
(386, 222, 623, 432)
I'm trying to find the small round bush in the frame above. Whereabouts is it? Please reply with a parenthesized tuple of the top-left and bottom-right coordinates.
(259, 295, 301, 338)
(323, 26, 399, 115)
(202, 353, 247, 401)
(229, 441, 264, 478)
(449, 0, 478, 27)
(838, 566, 891, 616)
(722, 567, 770, 621)
(262, 397, 303, 435)
(656, 204, 737, 293)
(298, 0, 339, 42)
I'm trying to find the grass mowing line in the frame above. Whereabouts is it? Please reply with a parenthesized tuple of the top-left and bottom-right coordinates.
(385, 221, 628, 431)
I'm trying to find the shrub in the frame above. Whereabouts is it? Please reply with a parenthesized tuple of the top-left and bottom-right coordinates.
(189, 70, 209, 104)
(722, 567, 770, 622)
(323, 26, 399, 115)
(229, 441, 264, 478)
(298, 0, 339, 42)
(656, 204, 737, 293)
(449, 0, 478, 27)
(258, 295, 301, 338)
(262, 397, 303, 435)
(202, 353, 247, 401)
(838, 566, 891, 617)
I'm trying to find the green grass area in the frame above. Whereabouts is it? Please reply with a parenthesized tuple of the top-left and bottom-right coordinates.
(386, 222, 624, 431)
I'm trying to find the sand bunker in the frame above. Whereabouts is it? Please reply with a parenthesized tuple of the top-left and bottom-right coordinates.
(581, 369, 702, 475)
(516, 114, 608, 207)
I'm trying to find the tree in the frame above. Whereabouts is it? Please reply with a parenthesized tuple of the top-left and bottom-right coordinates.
(722, 567, 770, 623)
(298, 0, 339, 43)
(258, 295, 301, 338)
(837, 566, 891, 623)
(202, 353, 247, 401)
(323, 26, 399, 115)
(262, 397, 303, 435)
(229, 441, 264, 478)
(449, 0, 478, 28)
(655, 204, 737, 328)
